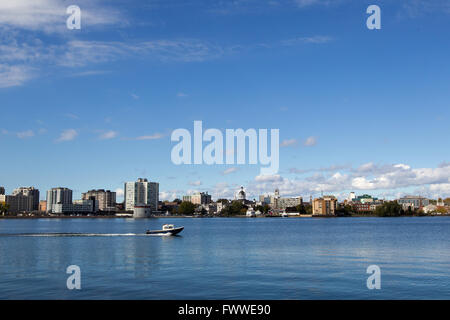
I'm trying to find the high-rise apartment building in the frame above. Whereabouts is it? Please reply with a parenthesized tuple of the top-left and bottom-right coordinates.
(12, 187, 40, 211)
(312, 196, 338, 215)
(124, 178, 159, 212)
(0, 186, 5, 195)
(82, 189, 116, 212)
(0, 194, 34, 212)
(46, 188, 73, 213)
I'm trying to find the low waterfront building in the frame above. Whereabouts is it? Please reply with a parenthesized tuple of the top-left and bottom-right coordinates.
(51, 200, 95, 214)
(312, 196, 337, 215)
(352, 200, 384, 213)
(397, 196, 429, 209)
(133, 205, 152, 218)
(269, 189, 302, 210)
(353, 194, 378, 204)
(39, 200, 47, 212)
(183, 192, 212, 205)
(246, 207, 256, 217)
(216, 201, 229, 214)
(423, 204, 437, 214)
(203, 203, 217, 214)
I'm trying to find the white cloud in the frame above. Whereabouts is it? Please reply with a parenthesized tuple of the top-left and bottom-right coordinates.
(0, 0, 123, 33)
(115, 188, 124, 198)
(159, 190, 183, 201)
(0, 38, 227, 88)
(56, 129, 77, 142)
(280, 139, 298, 147)
(255, 174, 283, 183)
(98, 130, 118, 140)
(222, 167, 239, 175)
(188, 180, 202, 186)
(16, 130, 34, 138)
(304, 136, 317, 146)
(133, 133, 164, 141)
(282, 35, 332, 46)
(294, 0, 320, 7)
(177, 92, 188, 97)
(293, 0, 347, 9)
(65, 113, 79, 120)
(241, 162, 450, 200)
(0, 64, 33, 88)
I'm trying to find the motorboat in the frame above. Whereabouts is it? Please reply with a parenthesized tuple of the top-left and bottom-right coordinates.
(146, 224, 184, 236)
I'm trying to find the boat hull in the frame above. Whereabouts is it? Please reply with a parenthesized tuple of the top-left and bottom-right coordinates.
(146, 227, 184, 236)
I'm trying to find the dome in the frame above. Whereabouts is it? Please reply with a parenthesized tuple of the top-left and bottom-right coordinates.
(236, 187, 246, 200)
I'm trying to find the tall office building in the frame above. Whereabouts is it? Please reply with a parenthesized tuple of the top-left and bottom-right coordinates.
(12, 187, 40, 211)
(46, 188, 73, 213)
(82, 189, 116, 212)
(124, 178, 159, 212)
(0, 186, 5, 195)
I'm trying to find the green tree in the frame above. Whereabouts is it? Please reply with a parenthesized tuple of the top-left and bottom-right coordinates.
(178, 201, 196, 215)
(222, 201, 246, 216)
(254, 204, 270, 215)
(436, 207, 448, 215)
(295, 204, 308, 215)
(336, 204, 354, 216)
(0, 203, 10, 216)
(375, 201, 404, 217)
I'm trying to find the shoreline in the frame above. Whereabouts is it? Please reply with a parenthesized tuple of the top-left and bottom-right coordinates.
(0, 214, 449, 219)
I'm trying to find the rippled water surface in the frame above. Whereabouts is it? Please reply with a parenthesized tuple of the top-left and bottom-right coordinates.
(0, 217, 449, 299)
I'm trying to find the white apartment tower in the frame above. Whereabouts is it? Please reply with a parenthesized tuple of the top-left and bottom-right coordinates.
(46, 187, 73, 213)
(124, 178, 159, 212)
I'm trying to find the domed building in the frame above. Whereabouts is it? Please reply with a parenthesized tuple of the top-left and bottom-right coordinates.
(236, 187, 246, 201)
(234, 186, 253, 205)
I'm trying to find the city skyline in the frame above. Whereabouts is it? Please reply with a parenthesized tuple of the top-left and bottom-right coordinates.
(1, 0, 450, 202)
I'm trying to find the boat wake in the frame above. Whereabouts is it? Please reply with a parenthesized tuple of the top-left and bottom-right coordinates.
(0, 233, 174, 237)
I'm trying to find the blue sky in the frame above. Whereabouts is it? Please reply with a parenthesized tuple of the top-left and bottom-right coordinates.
(0, 0, 449, 202)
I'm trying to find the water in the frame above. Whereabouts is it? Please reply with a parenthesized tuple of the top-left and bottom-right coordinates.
(0, 217, 449, 299)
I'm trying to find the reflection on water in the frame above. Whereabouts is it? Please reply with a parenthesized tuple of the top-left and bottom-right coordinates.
(0, 217, 450, 299)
